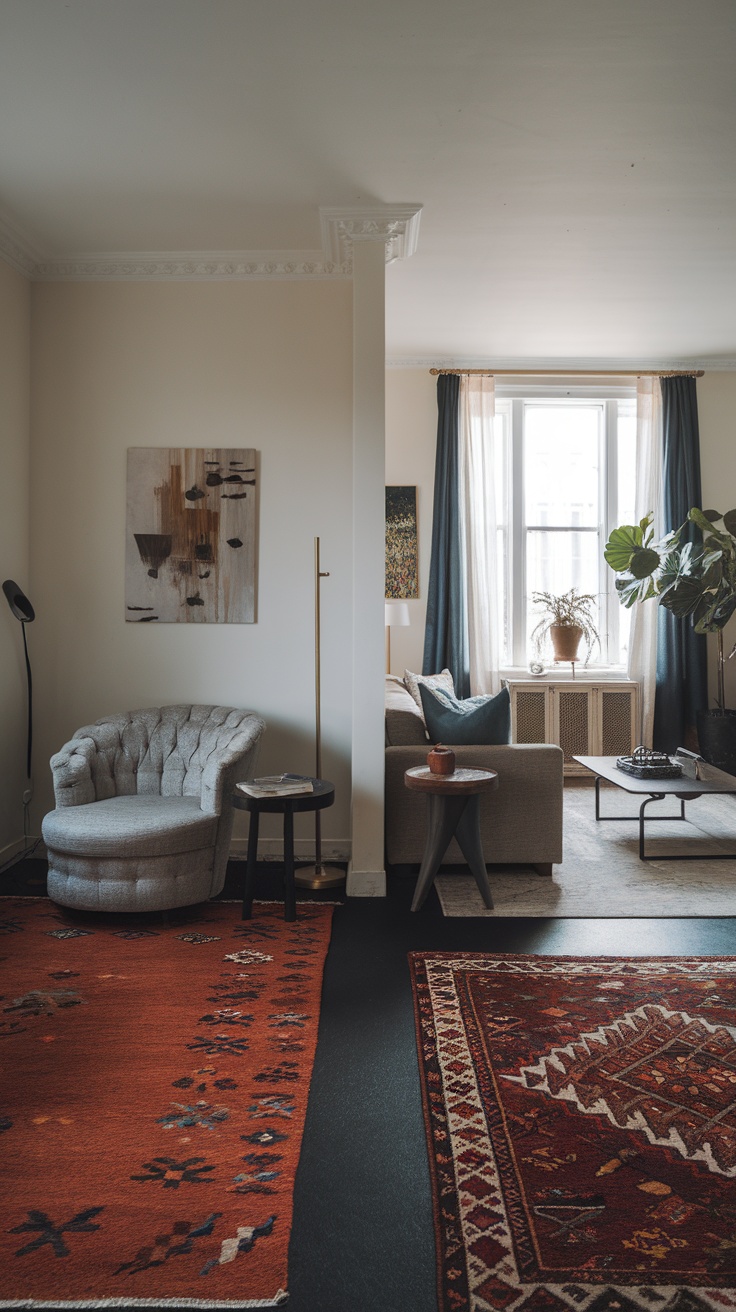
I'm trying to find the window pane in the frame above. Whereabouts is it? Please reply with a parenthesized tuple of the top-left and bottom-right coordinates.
(526, 530, 600, 661)
(617, 400, 637, 530)
(524, 404, 601, 528)
(493, 409, 510, 663)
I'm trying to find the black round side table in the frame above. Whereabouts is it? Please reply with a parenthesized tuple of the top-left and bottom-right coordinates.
(232, 778, 335, 921)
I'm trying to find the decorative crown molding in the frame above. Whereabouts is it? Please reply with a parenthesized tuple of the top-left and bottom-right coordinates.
(319, 204, 422, 266)
(30, 249, 349, 282)
(0, 200, 423, 281)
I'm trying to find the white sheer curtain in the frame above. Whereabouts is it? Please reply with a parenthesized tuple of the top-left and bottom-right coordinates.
(459, 374, 500, 695)
(628, 376, 663, 745)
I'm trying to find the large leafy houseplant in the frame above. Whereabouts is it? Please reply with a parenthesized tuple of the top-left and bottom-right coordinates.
(605, 506, 736, 764)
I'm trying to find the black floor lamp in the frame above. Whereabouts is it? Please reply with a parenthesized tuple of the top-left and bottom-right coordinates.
(3, 580, 35, 798)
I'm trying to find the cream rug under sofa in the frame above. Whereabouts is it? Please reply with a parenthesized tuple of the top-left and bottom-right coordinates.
(433, 782, 736, 917)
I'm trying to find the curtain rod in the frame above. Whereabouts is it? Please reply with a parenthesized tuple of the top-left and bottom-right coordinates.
(429, 368, 705, 377)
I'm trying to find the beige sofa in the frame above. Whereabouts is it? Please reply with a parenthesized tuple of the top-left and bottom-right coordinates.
(385, 676, 563, 874)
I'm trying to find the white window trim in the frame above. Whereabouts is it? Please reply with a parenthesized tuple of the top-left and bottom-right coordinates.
(495, 381, 637, 674)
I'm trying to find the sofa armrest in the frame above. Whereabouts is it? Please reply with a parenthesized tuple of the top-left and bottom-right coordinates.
(385, 742, 564, 866)
(200, 716, 267, 814)
(49, 737, 97, 807)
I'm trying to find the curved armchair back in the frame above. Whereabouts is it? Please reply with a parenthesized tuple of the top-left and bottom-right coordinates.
(44, 704, 267, 912)
(51, 705, 266, 813)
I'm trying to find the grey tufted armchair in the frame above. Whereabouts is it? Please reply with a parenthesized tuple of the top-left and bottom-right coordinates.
(42, 704, 266, 913)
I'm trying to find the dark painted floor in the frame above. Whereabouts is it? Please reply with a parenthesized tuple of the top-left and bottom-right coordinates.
(4, 858, 736, 1312)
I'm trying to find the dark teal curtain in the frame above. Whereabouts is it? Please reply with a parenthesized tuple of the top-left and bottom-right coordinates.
(422, 375, 470, 696)
(652, 376, 709, 752)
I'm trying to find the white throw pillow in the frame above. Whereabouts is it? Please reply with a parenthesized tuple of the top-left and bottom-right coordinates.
(403, 668, 456, 717)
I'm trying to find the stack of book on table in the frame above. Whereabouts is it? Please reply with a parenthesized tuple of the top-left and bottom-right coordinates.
(237, 775, 314, 798)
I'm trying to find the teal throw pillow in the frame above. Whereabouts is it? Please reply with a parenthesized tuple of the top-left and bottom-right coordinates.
(418, 683, 511, 746)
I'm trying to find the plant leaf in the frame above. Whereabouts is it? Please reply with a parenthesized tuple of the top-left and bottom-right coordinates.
(722, 509, 736, 536)
(604, 523, 646, 572)
(629, 547, 661, 580)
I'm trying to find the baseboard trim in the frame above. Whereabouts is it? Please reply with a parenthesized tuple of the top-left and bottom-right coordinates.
(345, 866, 387, 897)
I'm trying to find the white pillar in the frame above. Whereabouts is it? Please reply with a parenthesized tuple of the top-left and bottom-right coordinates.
(319, 206, 422, 896)
(348, 238, 388, 895)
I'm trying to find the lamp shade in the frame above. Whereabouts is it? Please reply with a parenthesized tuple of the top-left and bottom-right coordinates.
(385, 600, 410, 627)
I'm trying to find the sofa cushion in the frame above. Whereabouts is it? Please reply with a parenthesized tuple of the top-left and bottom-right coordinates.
(43, 795, 217, 858)
(403, 668, 455, 714)
(385, 678, 429, 746)
(419, 683, 511, 746)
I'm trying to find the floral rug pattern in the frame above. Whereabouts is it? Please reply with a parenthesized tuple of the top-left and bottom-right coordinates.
(0, 897, 333, 1308)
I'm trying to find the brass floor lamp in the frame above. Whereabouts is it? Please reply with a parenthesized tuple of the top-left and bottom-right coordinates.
(294, 537, 345, 890)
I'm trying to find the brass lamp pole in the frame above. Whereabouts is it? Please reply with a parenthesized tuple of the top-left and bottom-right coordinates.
(294, 537, 345, 889)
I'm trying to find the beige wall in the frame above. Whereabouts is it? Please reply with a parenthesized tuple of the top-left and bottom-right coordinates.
(0, 259, 31, 859)
(696, 372, 736, 709)
(29, 279, 354, 857)
(385, 368, 436, 676)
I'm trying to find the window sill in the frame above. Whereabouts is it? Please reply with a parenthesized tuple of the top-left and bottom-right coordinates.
(500, 666, 634, 683)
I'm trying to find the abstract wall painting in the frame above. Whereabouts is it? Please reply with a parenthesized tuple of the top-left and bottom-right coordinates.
(126, 448, 257, 623)
(385, 485, 418, 599)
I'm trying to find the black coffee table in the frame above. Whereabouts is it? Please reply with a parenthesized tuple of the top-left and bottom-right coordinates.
(574, 755, 736, 861)
(232, 778, 335, 920)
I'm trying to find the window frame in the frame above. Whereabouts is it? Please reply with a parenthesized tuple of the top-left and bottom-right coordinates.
(494, 381, 637, 674)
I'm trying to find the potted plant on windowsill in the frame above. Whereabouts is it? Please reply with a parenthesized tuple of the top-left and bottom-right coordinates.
(530, 588, 601, 667)
(604, 507, 736, 772)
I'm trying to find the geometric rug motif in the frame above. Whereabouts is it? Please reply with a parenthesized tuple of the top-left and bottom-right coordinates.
(0, 897, 333, 1308)
(410, 952, 736, 1312)
(505, 1004, 736, 1177)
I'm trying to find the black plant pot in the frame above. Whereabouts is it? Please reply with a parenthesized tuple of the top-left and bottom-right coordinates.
(697, 709, 736, 777)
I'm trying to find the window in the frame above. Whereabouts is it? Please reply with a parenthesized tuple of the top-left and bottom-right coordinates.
(492, 386, 637, 670)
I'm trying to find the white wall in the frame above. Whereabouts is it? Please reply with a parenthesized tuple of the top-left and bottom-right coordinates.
(29, 279, 354, 857)
(0, 259, 31, 860)
(385, 368, 436, 676)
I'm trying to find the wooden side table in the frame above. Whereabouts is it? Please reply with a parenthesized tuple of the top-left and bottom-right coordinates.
(404, 767, 499, 912)
(232, 778, 335, 921)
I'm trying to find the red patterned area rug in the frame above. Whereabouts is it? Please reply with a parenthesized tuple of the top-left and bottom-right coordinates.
(0, 897, 333, 1308)
(410, 952, 736, 1312)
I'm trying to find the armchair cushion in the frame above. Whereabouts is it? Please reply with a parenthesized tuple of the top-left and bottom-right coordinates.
(43, 796, 217, 859)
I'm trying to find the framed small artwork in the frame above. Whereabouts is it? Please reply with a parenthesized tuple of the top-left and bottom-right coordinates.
(385, 485, 418, 599)
(126, 447, 257, 623)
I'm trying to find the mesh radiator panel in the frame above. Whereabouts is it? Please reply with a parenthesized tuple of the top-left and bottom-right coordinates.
(600, 689, 635, 756)
(514, 690, 547, 743)
(557, 690, 589, 761)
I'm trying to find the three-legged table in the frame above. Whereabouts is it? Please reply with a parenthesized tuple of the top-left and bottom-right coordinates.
(404, 766, 499, 912)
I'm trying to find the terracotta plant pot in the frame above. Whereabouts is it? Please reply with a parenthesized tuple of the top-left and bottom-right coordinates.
(550, 623, 583, 663)
(427, 744, 456, 775)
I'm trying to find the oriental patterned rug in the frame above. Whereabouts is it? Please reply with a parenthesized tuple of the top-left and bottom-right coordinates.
(0, 897, 333, 1308)
(410, 951, 736, 1312)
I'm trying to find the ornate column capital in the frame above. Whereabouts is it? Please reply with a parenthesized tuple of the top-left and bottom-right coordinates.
(319, 204, 422, 267)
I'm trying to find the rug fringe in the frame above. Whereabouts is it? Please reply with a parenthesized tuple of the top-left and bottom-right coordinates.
(0, 1292, 288, 1307)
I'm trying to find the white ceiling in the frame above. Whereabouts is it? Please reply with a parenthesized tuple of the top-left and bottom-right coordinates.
(1, 0, 735, 364)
